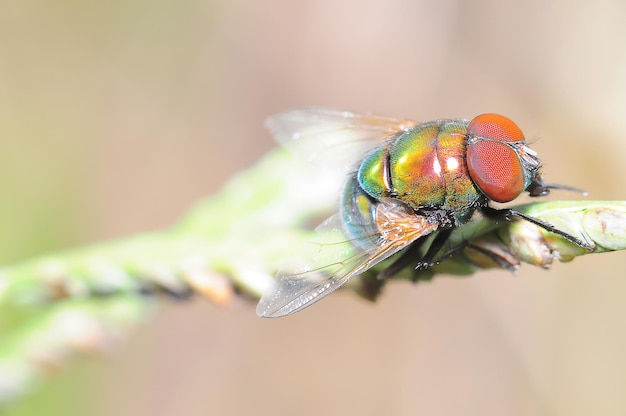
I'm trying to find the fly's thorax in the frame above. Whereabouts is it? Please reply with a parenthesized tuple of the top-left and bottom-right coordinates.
(430, 122, 483, 213)
(356, 119, 481, 218)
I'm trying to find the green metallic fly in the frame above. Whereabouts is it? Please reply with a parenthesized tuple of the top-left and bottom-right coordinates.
(257, 108, 592, 318)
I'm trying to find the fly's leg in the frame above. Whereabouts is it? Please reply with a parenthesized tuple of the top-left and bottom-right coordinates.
(462, 242, 519, 271)
(378, 225, 522, 281)
(414, 229, 453, 270)
(416, 239, 519, 272)
(481, 206, 595, 251)
(376, 229, 452, 281)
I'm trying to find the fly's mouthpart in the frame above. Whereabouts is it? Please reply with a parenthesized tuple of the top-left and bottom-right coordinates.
(526, 175, 551, 197)
(526, 172, 588, 198)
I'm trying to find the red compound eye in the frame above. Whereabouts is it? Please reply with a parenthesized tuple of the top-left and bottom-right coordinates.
(466, 114, 526, 202)
(467, 113, 525, 143)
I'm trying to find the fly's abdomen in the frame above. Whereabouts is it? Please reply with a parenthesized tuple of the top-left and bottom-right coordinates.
(340, 175, 379, 246)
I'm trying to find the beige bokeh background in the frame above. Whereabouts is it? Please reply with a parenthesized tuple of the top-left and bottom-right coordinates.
(2, 1, 626, 415)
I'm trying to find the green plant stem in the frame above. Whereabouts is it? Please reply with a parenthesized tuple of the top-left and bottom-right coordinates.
(0, 148, 625, 405)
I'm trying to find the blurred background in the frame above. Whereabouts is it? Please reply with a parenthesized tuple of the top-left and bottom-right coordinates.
(2, 0, 626, 415)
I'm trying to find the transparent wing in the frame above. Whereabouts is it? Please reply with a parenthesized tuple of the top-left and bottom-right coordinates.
(266, 107, 418, 169)
(256, 199, 438, 318)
